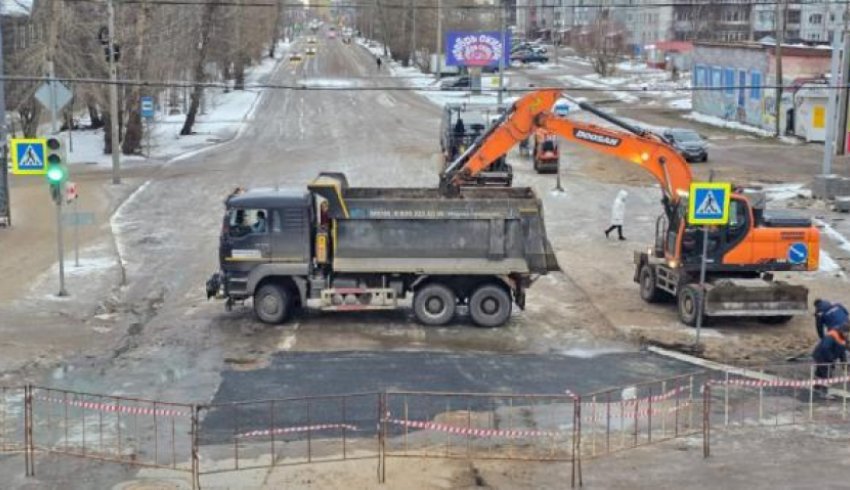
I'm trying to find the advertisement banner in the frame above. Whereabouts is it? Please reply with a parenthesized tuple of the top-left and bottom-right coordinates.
(445, 31, 511, 67)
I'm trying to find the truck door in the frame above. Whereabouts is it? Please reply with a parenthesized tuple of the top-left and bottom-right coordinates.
(270, 205, 311, 263)
(221, 207, 272, 268)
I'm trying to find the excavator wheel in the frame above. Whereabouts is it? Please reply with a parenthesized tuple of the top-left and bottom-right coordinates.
(677, 284, 703, 327)
(639, 265, 664, 303)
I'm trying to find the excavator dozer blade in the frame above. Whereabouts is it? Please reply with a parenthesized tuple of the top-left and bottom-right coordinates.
(703, 279, 808, 317)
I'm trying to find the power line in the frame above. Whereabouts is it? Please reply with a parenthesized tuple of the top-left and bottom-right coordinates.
(58, 0, 850, 10)
(1, 74, 846, 93)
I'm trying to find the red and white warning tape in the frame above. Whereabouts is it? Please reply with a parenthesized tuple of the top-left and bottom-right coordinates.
(386, 418, 561, 439)
(711, 374, 850, 389)
(581, 401, 693, 424)
(238, 423, 358, 439)
(36, 396, 190, 418)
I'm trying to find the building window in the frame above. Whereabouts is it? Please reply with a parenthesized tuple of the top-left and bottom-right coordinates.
(750, 71, 762, 100)
(810, 14, 823, 24)
(724, 68, 735, 95)
(712, 67, 722, 88)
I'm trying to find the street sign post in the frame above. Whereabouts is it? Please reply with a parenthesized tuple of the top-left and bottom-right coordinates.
(141, 96, 154, 119)
(65, 181, 81, 266)
(688, 181, 732, 346)
(10, 139, 47, 175)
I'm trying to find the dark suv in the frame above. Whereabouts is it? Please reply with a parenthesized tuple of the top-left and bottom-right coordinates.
(663, 128, 709, 162)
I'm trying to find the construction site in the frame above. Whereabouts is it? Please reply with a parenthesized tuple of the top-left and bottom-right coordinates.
(2, 3, 850, 488)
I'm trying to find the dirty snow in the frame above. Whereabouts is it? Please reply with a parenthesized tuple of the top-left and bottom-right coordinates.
(1, 0, 31, 15)
(669, 98, 692, 110)
(683, 112, 774, 137)
(815, 218, 850, 254)
(67, 40, 290, 167)
(819, 250, 844, 275)
(752, 183, 811, 202)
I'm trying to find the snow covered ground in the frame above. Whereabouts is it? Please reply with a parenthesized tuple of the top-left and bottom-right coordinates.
(682, 112, 775, 138)
(66, 40, 290, 167)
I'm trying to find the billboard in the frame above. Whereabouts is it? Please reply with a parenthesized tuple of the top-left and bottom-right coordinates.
(445, 31, 511, 67)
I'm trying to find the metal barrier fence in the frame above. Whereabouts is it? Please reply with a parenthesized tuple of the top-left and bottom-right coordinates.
(710, 362, 850, 430)
(576, 372, 711, 460)
(380, 391, 579, 485)
(196, 393, 380, 477)
(29, 386, 196, 478)
(8, 362, 850, 487)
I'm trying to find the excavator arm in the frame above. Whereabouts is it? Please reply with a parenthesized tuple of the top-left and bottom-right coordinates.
(440, 89, 693, 202)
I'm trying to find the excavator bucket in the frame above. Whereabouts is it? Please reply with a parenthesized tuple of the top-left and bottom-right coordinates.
(703, 278, 808, 317)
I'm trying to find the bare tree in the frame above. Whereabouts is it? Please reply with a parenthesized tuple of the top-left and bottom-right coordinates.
(180, 2, 217, 136)
(575, 16, 625, 77)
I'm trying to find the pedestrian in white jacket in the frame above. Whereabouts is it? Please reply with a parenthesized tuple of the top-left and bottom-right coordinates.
(604, 190, 628, 240)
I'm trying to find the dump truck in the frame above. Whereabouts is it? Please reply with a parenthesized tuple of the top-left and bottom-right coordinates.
(442, 89, 818, 326)
(206, 173, 560, 327)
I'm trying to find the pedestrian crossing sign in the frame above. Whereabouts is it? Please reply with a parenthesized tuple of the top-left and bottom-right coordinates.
(688, 182, 731, 225)
(10, 138, 47, 175)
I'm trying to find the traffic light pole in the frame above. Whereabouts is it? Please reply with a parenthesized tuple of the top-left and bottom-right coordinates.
(55, 186, 67, 296)
(0, 17, 10, 227)
(107, 0, 121, 184)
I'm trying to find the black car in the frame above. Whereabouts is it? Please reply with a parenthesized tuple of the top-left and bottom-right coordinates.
(439, 76, 471, 91)
(663, 128, 709, 162)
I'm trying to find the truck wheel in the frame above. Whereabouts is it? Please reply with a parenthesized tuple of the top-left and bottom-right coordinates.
(469, 284, 512, 328)
(254, 283, 292, 324)
(413, 284, 457, 326)
(639, 265, 663, 303)
(677, 284, 703, 327)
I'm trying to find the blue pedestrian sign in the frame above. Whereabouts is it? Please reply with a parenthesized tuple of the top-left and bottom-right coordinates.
(10, 138, 47, 175)
(140, 96, 155, 119)
(688, 182, 732, 225)
(787, 242, 808, 265)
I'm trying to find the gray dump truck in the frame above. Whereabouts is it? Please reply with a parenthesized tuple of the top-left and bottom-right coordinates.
(206, 173, 560, 327)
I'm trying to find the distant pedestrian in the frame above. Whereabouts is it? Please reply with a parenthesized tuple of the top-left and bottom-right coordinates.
(604, 190, 628, 240)
(376, 56, 382, 70)
(812, 323, 849, 393)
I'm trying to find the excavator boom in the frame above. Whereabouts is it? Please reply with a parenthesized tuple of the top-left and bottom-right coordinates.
(440, 89, 693, 202)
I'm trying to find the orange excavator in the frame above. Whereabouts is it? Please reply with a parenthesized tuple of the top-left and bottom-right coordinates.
(531, 128, 560, 174)
(440, 89, 819, 326)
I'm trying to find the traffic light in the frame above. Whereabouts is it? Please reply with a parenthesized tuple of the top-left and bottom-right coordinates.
(45, 137, 68, 205)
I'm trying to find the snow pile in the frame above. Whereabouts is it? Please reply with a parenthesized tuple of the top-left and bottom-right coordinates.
(752, 183, 811, 202)
(819, 250, 844, 275)
(669, 98, 692, 110)
(682, 112, 774, 137)
(68, 40, 290, 167)
(815, 218, 850, 254)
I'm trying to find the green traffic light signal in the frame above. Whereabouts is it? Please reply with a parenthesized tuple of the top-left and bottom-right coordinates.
(46, 164, 67, 183)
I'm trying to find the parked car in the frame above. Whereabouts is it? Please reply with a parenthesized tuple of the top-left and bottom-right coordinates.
(289, 52, 303, 62)
(662, 128, 709, 162)
(306, 47, 317, 56)
(512, 42, 547, 54)
(439, 76, 471, 91)
(511, 51, 549, 64)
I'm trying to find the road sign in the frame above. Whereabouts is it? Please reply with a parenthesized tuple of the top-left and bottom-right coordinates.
(10, 138, 47, 175)
(788, 242, 809, 265)
(61, 211, 95, 227)
(689, 182, 731, 225)
(35, 81, 73, 113)
(65, 182, 78, 203)
(141, 96, 155, 119)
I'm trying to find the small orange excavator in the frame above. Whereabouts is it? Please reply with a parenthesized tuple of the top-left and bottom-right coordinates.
(531, 127, 560, 174)
(440, 89, 819, 326)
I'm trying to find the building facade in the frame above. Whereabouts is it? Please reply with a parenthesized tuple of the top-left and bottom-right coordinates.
(692, 42, 831, 132)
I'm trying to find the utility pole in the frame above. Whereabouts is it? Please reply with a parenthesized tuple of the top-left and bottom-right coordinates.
(824, 30, 843, 175)
(107, 0, 121, 184)
(0, 17, 10, 227)
(836, 3, 850, 155)
(411, 0, 416, 66)
(774, 0, 786, 138)
(498, 0, 506, 105)
(436, 0, 442, 77)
